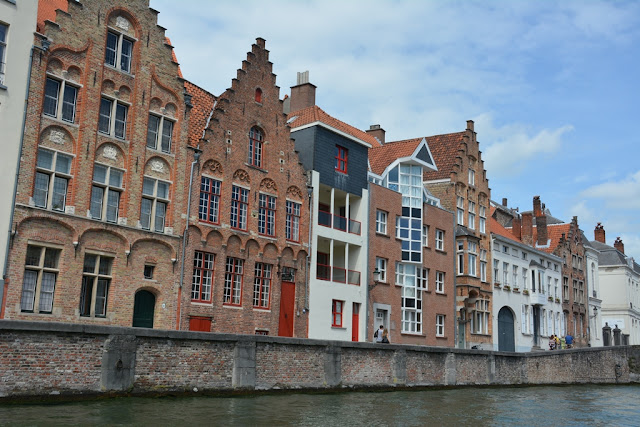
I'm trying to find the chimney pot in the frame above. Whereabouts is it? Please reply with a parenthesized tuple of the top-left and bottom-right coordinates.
(594, 222, 606, 244)
(614, 237, 625, 254)
(522, 212, 533, 245)
(466, 120, 474, 132)
(533, 196, 542, 217)
(366, 124, 386, 144)
(289, 71, 316, 113)
(502, 198, 507, 207)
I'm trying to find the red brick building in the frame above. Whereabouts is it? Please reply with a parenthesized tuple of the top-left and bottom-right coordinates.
(181, 39, 310, 337)
(1, 0, 190, 329)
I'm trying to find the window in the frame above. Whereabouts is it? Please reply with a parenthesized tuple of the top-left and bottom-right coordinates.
(555, 278, 559, 299)
(457, 240, 464, 275)
(80, 254, 113, 317)
(522, 268, 528, 289)
(376, 210, 387, 234)
(44, 77, 78, 123)
(400, 262, 422, 334)
(141, 177, 169, 232)
(436, 314, 445, 337)
(513, 266, 519, 288)
(33, 148, 72, 211)
(332, 299, 344, 327)
(255, 88, 262, 103)
(258, 194, 276, 236)
(468, 168, 475, 186)
(573, 279, 578, 302)
(417, 267, 429, 290)
(512, 249, 519, 258)
(422, 225, 429, 247)
(563, 277, 569, 300)
(547, 276, 552, 296)
(335, 145, 348, 174)
(471, 299, 489, 335)
(0, 23, 7, 85)
(105, 30, 133, 73)
(199, 177, 221, 224)
(522, 252, 528, 261)
(253, 263, 272, 309)
(143, 265, 154, 280)
(436, 271, 445, 293)
(502, 245, 509, 254)
(468, 201, 476, 230)
(223, 257, 243, 306)
(435, 229, 444, 251)
(503, 262, 509, 286)
(457, 196, 464, 226)
(99, 98, 128, 139)
(20, 245, 60, 313)
(375, 257, 387, 282)
(191, 251, 214, 303)
(468, 242, 477, 277)
(285, 200, 301, 242)
(90, 164, 123, 223)
(578, 281, 584, 304)
(479, 205, 486, 234)
(146, 114, 174, 153)
(248, 127, 263, 168)
(480, 249, 487, 282)
(230, 185, 249, 230)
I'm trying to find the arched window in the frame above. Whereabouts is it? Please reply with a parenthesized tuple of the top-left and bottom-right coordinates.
(255, 88, 262, 103)
(248, 127, 263, 168)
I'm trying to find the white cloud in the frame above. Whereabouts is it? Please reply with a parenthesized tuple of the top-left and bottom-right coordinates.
(580, 171, 640, 210)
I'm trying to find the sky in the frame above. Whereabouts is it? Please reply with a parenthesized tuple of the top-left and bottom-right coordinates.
(151, 0, 640, 256)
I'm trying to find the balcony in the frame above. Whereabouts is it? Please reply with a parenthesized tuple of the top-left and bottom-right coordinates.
(316, 263, 360, 285)
(317, 210, 361, 235)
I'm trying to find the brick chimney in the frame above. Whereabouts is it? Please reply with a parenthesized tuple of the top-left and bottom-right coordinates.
(466, 120, 474, 132)
(366, 124, 385, 144)
(502, 198, 508, 207)
(512, 215, 522, 240)
(522, 212, 533, 245)
(533, 196, 542, 217)
(537, 214, 548, 246)
(594, 223, 606, 243)
(614, 237, 624, 254)
(289, 71, 316, 113)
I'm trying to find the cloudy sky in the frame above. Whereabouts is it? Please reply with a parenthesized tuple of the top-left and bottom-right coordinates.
(151, 0, 640, 256)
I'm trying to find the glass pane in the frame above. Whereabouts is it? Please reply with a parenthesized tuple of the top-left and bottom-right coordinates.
(99, 98, 112, 133)
(154, 201, 166, 232)
(20, 270, 38, 311)
(146, 115, 159, 149)
(95, 279, 110, 316)
(0, 24, 6, 42)
(106, 190, 120, 223)
(25, 246, 42, 266)
(79, 276, 92, 316)
(37, 149, 53, 170)
(156, 181, 169, 199)
(61, 85, 77, 122)
(140, 198, 152, 229)
(83, 254, 97, 273)
(43, 248, 59, 268)
(38, 272, 56, 313)
(55, 154, 72, 174)
(33, 172, 49, 207)
(161, 120, 173, 152)
(98, 256, 112, 275)
(142, 178, 155, 195)
(90, 186, 103, 219)
(120, 38, 132, 72)
(109, 169, 123, 187)
(93, 164, 107, 183)
(51, 177, 67, 211)
(105, 32, 118, 67)
(43, 78, 60, 117)
(114, 104, 127, 139)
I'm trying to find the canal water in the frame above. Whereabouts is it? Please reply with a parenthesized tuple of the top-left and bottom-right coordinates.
(0, 385, 638, 426)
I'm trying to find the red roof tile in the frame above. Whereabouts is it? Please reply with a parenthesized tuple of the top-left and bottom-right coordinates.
(37, 0, 67, 33)
(490, 215, 521, 243)
(165, 37, 183, 79)
(369, 139, 422, 175)
(185, 80, 216, 147)
(287, 105, 381, 147)
(532, 223, 571, 254)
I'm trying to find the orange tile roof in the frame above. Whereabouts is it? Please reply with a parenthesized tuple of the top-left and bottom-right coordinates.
(165, 37, 183, 79)
(37, 0, 67, 33)
(490, 215, 521, 243)
(387, 132, 466, 181)
(369, 139, 422, 175)
(532, 223, 571, 254)
(287, 105, 381, 147)
(185, 80, 216, 147)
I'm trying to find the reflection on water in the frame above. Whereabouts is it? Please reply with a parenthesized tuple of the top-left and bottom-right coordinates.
(0, 385, 639, 426)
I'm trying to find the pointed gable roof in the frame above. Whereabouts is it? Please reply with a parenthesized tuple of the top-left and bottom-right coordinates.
(287, 105, 381, 148)
(369, 138, 437, 176)
(532, 223, 572, 254)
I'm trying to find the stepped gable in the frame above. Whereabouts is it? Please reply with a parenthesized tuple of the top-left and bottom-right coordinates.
(36, 0, 67, 33)
(287, 105, 381, 147)
(165, 37, 183, 78)
(185, 80, 216, 146)
(369, 138, 422, 175)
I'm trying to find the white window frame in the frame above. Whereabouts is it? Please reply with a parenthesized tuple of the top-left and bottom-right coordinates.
(435, 229, 444, 251)
(436, 314, 445, 337)
(468, 168, 475, 186)
(105, 29, 134, 73)
(480, 249, 487, 282)
(43, 76, 79, 123)
(417, 267, 429, 290)
(456, 196, 464, 226)
(479, 205, 486, 233)
(33, 148, 73, 212)
(99, 97, 128, 139)
(457, 240, 464, 275)
(90, 163, 123, 223)
(436, 271, 445, 293)
(0, 23, 7, 85)
(468, 241, 477, 277)
(140, 177, 170, 232)
(468, 201, 476, 230)
(376, 210, 387, 234)
(146, 113, 174, 153)
(376, 257, 387, 283)
(422, 225, 428, 247)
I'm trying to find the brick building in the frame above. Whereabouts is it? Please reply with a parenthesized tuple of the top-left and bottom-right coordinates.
(1, 0, 190, 329)
(182, 40, 310, 337)
(368, 134, 456, 346)
(391, 122, 492, 348)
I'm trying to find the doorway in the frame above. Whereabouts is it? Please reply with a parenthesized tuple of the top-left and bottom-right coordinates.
(497, 306, 515, 351)
(278, 280, 295, 337)
(132, 290, 155, 328)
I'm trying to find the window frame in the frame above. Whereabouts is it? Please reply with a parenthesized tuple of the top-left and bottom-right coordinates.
(248, 127, 264, 168)
(436, 314, 445, 337)
(198, 176, 221, 225)
(98, 97, 129, 140)
(230, 185, 249, 231)
(223, 257, 243, 306)
(253, 262, 272, 309)
(332, 299, 344, 327)
(79, 253, 114, 318)
(105, 29, 134, 73)
(146, 113, 174, 153)
(43, 76, 78, 123)
(20, 245, 61, 314)
(90, 163, 124, 223)
(436, 271, 445, 293)
(375, 257, 387, 283)
(285, 200, 301, 242)
(140, 176, 170, 233)
(335, 145, 348, 174)
(376, 210, 388, 235)
(435, 229, 444, 251)
(33, 148, 73, 212)
(0, 23, 7, 85)
(191, 250, 214, 303)
(258, 193, 277, 237)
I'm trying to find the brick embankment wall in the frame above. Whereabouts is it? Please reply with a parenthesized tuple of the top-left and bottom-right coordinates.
(1, 321, 638, 401)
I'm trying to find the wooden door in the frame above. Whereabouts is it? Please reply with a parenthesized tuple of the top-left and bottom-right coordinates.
(278, 280, 295, 337)
(132, 290, 155, 328)
(351, 303, 360, 341)
(498, 306, 515, 351)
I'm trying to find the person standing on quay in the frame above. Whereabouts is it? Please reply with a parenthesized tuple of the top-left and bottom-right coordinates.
(374, 325, 384, 343)
(565, 333, 574, 349)
(382, 328, 390, 343)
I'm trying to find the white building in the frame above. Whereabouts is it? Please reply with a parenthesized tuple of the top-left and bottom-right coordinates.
(491, 216, 564, 352)
(591, 228, 640, 345)
(0, 0, 38, 312)
(584, 232, 603, 347)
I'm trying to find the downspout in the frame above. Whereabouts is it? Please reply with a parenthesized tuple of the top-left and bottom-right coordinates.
(364, 181, 372, 342)
(453, 212, 460, 348)
(1, 41, 46, 318)
(176, 147, 201, 329)
(305, 176, 313, 312)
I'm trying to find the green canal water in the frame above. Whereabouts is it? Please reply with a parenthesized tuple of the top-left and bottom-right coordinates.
(0, 385, 638, 426)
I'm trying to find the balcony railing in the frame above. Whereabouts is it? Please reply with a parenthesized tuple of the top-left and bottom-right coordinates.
(317, 210, 361, 235)
(315, 263, 360, 285)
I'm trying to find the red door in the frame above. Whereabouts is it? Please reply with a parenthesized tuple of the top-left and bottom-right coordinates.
(278, 281, 295, 337)
(351, 303, 360, 341)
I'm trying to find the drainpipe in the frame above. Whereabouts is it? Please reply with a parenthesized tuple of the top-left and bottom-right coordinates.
(176, 146, 202, 330)
(1, 40, 49, 318)
(305, 180, 313, 313)
(364, 181, 372, 342)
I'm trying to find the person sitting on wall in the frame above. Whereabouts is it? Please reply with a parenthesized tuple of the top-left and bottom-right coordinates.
(565, 333, 574, 349)
(374, 325, 384, 343)
(381, 328, 390, 344)
(549, 335, 556, 350)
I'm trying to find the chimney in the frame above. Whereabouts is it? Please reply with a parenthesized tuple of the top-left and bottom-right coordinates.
(522, 212, 533, 245)
(366, 124, 386, 144)
(512, 215, 522, 240)
(533, 196, 542, 217)
(466, 120, 474, 132)
(289, 71, 316, 113)
(502, 198, 508, 207)
(537, 214, 548, 246)
(614, 237, 625, 254)
(594, 223, 606, 243)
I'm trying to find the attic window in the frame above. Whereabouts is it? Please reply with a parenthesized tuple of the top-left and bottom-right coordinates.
(255, 88, 262, 103)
